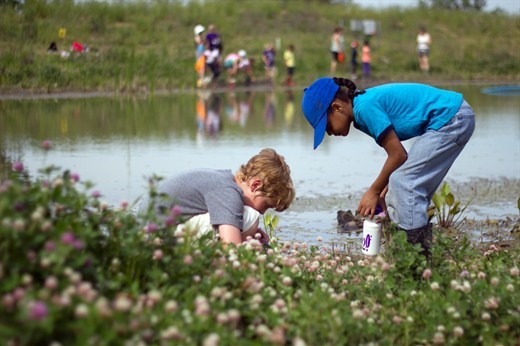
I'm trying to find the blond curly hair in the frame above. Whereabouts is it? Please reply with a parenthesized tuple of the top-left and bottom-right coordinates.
(235, 148, 295, 212)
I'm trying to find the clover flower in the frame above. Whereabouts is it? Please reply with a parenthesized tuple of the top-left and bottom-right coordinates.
(113, 295, 132, 312)
(422, 268, 432, 279)
(511, 267, 519, 277)
(41, 140, 53, 150)
(70, 172, 80, 183)
(153, 249, 163, 260)
(481, 312, 491, 321)
(161, 326, 183, 341)
(485, 297, 500, 310)
(432, 331, 445, 344)
(28, 301, 49, 321)
(392, 315, 402, 324)
(430, 282, 440, 291)
(145, 223, 158, 234)
(75, 304, 89, 318)
(61, 232, 75, 245)
(194, 296, 210, 316)
(453, 326, 464, 337)
(12, 162, 24, 172)
(45, 276, 58, 290)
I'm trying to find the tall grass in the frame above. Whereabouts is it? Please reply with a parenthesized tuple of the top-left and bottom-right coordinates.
(0, 0, 518, 93)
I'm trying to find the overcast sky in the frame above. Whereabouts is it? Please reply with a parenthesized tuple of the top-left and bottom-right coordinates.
(353, 0, 520, 13)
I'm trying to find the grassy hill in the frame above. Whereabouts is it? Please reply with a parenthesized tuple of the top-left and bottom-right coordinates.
(0, 0, 519, 93)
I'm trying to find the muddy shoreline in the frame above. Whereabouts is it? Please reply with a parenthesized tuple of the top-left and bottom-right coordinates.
(1, 78, 518, 101)
(283, 177, 519, 246)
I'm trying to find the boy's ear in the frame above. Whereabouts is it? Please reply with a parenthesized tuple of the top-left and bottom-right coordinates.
(250, 178, 263, 192)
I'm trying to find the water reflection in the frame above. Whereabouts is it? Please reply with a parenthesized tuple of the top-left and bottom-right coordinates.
(0, 85, 519, 245)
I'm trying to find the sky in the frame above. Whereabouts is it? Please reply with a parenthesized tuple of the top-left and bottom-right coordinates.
(352, 0, 520, 14)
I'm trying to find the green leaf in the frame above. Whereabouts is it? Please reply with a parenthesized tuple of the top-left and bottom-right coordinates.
(445, 193, 454, 206)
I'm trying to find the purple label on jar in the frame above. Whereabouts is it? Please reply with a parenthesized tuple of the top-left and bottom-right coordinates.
(362, 234, 372, 251)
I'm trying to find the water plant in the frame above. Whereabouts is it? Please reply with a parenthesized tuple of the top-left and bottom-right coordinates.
(431, 182, 471, 229)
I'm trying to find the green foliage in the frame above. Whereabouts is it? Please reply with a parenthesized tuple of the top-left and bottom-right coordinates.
(0, 166, 519, 345)
(263, 213, 279, 240)
(431, 182, 471, 229)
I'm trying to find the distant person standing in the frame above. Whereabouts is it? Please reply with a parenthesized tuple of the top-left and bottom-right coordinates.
(205, 24, 223, 80)
(193, 25, 209, 87)
(350, 40, 359, 79)
(330, 27, 345, 74)
(361, 40, 371, 79)
(283, 44, 296, 86)
(417, 26, 432, 72)
(262, 43, 276, 82)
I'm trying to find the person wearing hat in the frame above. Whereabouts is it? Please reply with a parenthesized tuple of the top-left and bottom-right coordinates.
(194, 25, 210, 87)
(301, 77, 475, 257)
(223, 50, 255, 85)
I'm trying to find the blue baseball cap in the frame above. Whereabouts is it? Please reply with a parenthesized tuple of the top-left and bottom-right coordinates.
(301, 77, 339, 149)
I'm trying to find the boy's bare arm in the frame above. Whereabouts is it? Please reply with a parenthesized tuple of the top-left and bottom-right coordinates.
(218, 224, 243, 244)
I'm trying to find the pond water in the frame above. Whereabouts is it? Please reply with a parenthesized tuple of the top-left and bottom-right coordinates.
(1, 84, 519, 245)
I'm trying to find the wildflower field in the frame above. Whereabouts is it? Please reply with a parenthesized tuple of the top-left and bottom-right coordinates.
(1, 161, 519, 345)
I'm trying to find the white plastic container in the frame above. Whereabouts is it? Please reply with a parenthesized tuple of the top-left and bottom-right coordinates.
(361, 219, 381, 256)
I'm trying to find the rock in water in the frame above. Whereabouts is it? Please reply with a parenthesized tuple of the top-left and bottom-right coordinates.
(337, 210, 364, 232)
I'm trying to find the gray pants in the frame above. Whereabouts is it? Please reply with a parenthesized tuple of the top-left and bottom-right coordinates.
(386, 100, 475, 230)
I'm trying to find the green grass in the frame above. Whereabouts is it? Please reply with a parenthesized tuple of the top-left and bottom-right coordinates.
(0, 0, 519, 93)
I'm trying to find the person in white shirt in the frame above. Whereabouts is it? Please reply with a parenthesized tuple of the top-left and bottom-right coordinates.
(417, 26, 432, 72)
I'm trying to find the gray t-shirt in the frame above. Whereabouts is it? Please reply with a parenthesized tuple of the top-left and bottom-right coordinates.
(139, 169, 245, 230)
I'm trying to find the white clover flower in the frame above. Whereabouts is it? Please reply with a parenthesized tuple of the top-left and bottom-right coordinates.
(282, 276, 292, 286)
(430, 282, 440, 291)
(511, 267, 520, 277)
(113, 295, 132, 312)
(432, 332, 445, 344)
(216, 312, 229, 324)
(490, 277, 499, 286)
(462, 280, 472, 293)
(352, 309, 364, 319)
(481, 312, 491, 321)
(453, 326, 464, 337)
(148, 290, 162, 304)
(506, 284, 514, 292)
(161, 326, 182, 340)
(202, 333, 220, 346)
(484, 297, 500, 310)
(450, 280, 459, 289)
(74, 303, 89, 318)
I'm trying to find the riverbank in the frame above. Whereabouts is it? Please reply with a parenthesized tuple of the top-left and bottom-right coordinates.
(1, 76, 519, 101)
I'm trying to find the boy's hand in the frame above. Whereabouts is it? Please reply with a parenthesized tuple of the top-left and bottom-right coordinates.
(357, 189, 380, 219)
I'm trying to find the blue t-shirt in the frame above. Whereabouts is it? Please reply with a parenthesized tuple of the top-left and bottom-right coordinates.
(353, 83, 463, 145)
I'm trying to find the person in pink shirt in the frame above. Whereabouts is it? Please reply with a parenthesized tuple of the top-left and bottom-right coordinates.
(361, 40, 371, 79)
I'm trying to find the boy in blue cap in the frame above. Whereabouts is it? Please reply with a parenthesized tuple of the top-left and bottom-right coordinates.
(301, 77, 475, 256)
